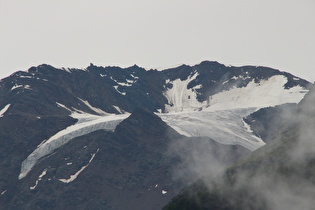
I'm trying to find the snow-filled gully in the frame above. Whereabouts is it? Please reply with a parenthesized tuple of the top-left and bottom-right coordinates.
(58, 148, 100, 184)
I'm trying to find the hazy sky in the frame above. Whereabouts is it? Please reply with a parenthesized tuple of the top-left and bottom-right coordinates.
(1, 0, 315, 81)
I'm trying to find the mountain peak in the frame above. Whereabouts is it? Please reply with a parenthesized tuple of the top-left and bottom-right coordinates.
(0, 61, 313, 209)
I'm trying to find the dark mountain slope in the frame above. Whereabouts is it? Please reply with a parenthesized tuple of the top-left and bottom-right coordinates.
(1, 109, 250, 210)
(244, 103, 298, 143)
(163, 85, 315, 210)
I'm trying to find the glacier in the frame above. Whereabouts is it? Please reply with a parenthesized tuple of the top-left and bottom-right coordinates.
(160, 108, 265, 151)
(18, 113, 130, 179)
(160, 75, 308, 150)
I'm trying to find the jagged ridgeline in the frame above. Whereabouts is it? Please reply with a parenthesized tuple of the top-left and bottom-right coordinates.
(0, 61, 311, 209)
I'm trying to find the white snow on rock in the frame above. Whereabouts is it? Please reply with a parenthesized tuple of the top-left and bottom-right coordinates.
(0, 104, 10, 117)
(11, 84, 32, 91)
(1, 190, 7, 196)
(61, 67, 71, 73)
(11, 84, 23, 90)
(78, 98, 109, 115)
(208, 75, 306, 111)
(56, 102, 72, 111)
(117, 81, 132, 87)
(126, 79, 136, 84)
(113, 86, 126, 95)
(30, 168, 48, 190)
(58, 148, 99, 183)
(19, 113, 130, 179)
(164, 72, 207, 112)
(110, 76, 133, 87)
(19, 75, 33, 79)
(131, 74, 139, 79)
(113, 105, 124, 114)
(164, 75, 306, 113)
(162, 190, 168, 194)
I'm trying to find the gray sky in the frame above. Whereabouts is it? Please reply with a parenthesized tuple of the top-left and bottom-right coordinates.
(1, 0, 315, 81)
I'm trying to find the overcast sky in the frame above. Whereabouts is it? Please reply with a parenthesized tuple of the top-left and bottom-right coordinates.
(1, 0, 315, 81)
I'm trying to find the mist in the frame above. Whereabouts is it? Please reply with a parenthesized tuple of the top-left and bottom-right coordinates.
(166, 85, 315, 209)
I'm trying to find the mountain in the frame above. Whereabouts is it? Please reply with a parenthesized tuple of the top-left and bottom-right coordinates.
(0, 61, 311, 209)
(163, 85, 315, 210)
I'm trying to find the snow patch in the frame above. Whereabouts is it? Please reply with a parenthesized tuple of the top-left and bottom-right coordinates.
(131, 74, 139, 79)
(126, 79, 135, 83)
(56, 102, 72, 112)
(117, 82, 132, 86)
(113, 105, 124, 114)
(78, 98, 109, 115)
(58, 149, 99, 183)
(11, 84, 32, 90)
(61, 67, 71, 73)
(19, 75, 33, 79)
(222, 80, 229, 85)
(11, 84, 23, 90)
(114, 86, 126, 95)
(30, 168, 48, 190)
(162, 190, 168, 194)
(1, 190, 7, 196)
(0, 104, 11, 117)
(110, 76, 133, 86)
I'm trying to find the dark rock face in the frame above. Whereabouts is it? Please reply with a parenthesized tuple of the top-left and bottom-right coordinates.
(0, 61, 311, 209)
(244, 103, 299, 143)
(1, 109, 249, 210)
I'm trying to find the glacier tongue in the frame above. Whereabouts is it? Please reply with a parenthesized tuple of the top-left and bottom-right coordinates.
(18, 113, 130, 180)
(159, 108, 265, 151)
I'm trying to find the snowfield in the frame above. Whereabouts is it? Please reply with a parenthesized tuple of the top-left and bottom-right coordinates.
(207, 75, 307, 110)
(164, 75, 307, 112)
